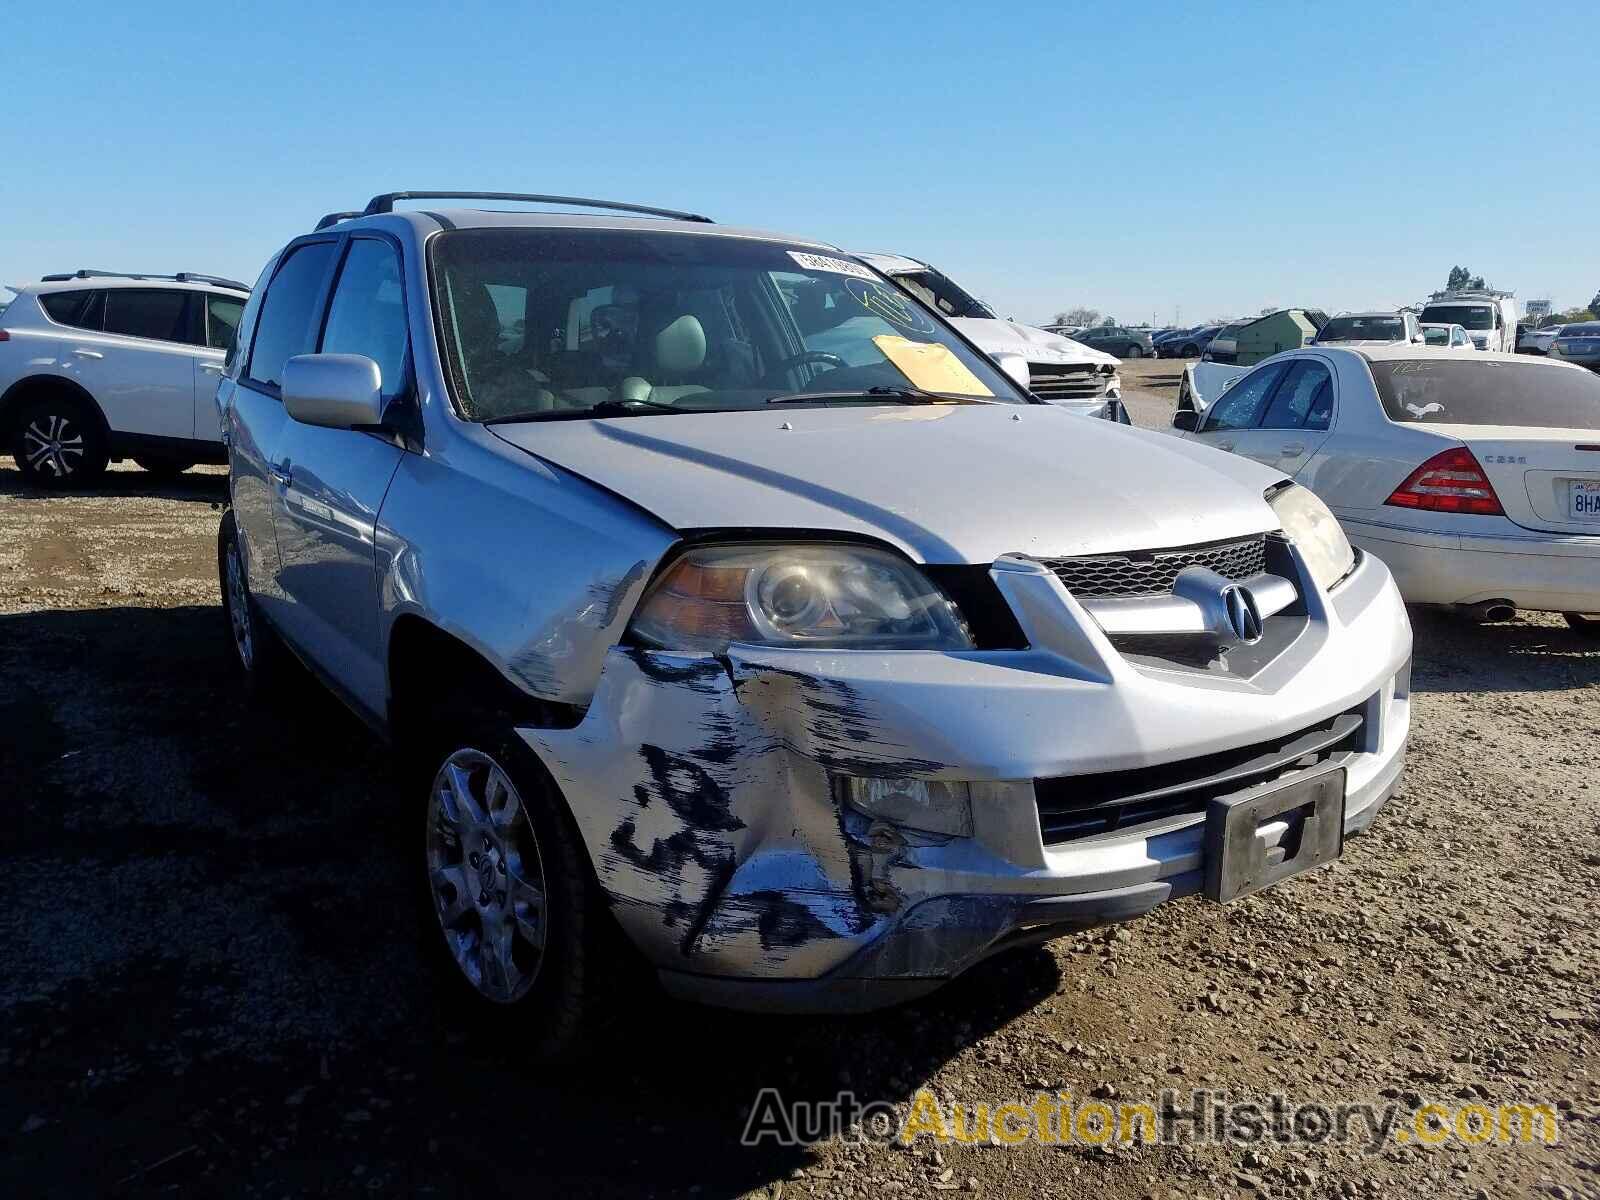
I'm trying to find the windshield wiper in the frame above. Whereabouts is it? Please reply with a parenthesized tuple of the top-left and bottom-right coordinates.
(483, 397, 691, 425)
(766, 386, 989, 406)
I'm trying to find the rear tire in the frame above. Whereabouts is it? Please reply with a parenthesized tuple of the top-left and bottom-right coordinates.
(1182, 343, 1200, 358)
(419, 725, 618, 1061)
(217, 509, 291, 696)
(1563, 612, 1600, 636)
(10, 395, 109, 488)
(135, 457, 196, 478)
(1124, 344, 1143, 359)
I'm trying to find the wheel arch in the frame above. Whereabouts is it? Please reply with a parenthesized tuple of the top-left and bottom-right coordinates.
(386, 614, 583, 748)
(0, 373, 112, 442)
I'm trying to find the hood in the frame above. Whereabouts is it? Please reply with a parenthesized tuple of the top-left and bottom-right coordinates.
(489, 405, 1281, 564)
(948, 317, 1122, 369)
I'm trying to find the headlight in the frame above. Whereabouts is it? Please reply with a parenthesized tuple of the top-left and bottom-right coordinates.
(628, 543, 974, 653)
(1267, 484, 1355, 593)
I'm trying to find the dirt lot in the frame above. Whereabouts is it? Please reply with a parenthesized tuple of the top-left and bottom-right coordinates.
(2, 400, 1597, 1198)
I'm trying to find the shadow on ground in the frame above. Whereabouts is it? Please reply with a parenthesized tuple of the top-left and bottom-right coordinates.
(1406, 606, 1600, 693)
(0, 463, 227, 503)
(0, 604, 1063, 1198)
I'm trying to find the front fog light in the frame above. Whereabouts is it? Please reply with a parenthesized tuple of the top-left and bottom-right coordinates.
(843, 778, 973, 837)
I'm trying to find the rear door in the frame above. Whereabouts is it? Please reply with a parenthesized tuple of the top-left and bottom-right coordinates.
(1189, 359, 1292, 458)
(229, 240, 341, 622)
(1240, 357, 1337, 475)
(194, 291, 246, 443)
(59, 287, 199, 440)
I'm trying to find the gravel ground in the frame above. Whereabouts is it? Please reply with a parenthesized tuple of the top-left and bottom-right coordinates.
(1, 419, 1597, 1199)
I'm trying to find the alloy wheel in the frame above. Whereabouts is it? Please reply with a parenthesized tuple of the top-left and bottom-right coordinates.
(22, 412, 85, 479)
(426, 748, 549, 1004)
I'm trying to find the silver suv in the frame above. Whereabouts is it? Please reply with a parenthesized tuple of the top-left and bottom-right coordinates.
(217, 192, 1412, 1054)
(1, 270, 249, 486)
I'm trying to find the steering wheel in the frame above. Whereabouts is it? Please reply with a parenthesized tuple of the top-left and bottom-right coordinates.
(759, 350, 846, 385)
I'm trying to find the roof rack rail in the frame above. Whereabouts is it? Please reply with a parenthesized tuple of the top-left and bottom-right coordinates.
(314, 211, 365, 232)
(360, 191, 713, 224)
(38, 269, 249, 291)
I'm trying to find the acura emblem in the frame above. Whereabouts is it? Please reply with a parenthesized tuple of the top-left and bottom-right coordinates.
(1221, 584, 1263, 644)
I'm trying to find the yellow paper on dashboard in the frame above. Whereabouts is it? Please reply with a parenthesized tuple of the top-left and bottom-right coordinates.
(872, 335, 994, 398)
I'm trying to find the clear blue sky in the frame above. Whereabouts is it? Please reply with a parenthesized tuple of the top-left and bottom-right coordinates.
(3, 0, 1596, 325)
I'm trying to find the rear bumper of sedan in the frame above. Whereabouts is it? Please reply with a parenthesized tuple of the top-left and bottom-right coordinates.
(1345, 516, 1600, 612)
(517, 551, 1412, 1013)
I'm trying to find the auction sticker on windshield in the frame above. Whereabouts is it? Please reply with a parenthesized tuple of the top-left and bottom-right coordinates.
(788, 251, 876, 280)
(1570, 480, 1600, 520)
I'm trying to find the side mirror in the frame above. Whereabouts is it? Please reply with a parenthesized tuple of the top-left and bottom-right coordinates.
(1171, 409, 1199, 432)
(283, 354, 385, 430)
(992, 351, 1032, 392)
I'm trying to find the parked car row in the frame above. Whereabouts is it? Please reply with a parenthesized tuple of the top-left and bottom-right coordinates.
(1155, 325, 1223, 358)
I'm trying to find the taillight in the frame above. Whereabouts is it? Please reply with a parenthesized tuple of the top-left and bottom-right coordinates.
(1385, 447, 1503, 515)
(0, 330, 10, 341)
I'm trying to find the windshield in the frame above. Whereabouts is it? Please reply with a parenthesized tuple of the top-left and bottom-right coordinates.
(1421, 326, 1450, 346)
(1560, 323, 1600, 337)
(1421, 304, 1493, 331)
(1318, 315, 1404, 342)
(1372, 359, 1600, 428)
(888, 268, 995, 320)
(429, 230, 1023, 421)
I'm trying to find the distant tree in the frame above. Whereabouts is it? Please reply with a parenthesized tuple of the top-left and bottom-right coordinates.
(1055, 307, 1099, 327)
(1590, 289, 1600, 315)
(1100, 316, 1118, 327)
(1547, 308, 1597, 327)
(1447, 266, 1470, 291)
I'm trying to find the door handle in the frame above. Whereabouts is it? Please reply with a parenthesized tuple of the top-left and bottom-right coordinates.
(269, 463, 292, 487)
(1280, 442, 1306, 456)
(72, 349, 104, 360)
(199, 362, 224, 375)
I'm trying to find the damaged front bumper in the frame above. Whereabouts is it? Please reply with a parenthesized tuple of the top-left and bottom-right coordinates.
(518, 549, 1412, 1014)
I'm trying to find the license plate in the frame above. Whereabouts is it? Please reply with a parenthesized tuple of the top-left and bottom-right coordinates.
(1571, 480, 1600, 520)
(1203, 765, 1346, 903)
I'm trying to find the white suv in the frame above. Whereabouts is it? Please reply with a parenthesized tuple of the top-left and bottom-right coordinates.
(0, 270, 250, 486)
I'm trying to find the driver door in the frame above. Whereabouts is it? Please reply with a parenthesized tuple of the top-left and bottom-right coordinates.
(269, 235, 410, 721)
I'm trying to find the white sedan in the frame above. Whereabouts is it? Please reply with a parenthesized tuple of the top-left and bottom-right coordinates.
(1418, 322, 1475, 352)
(1170, 346, 1600, 632)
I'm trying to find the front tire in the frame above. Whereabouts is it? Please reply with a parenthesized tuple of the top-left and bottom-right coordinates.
(421, 730, 612, 1060)
(1564, 612, 1600, 636)
(10, 396, 109, 488)
(1124, 344, 1143, 359)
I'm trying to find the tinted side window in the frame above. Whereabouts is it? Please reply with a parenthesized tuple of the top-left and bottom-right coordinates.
(206, 294, 246, 351)
(1203, 361, 1289, 432)
(247, 242, 337, 391)
(39, 290, 100, 329)
(103, 289, 192, 343)
(226, 259, 278, 374)
(1260, 360, 1334, 430)
(319, 239, 408, 395)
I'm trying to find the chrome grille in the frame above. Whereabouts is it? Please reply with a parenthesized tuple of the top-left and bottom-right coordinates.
(1028, 363, 1110, 400)
(1041, 536, 1267, 599)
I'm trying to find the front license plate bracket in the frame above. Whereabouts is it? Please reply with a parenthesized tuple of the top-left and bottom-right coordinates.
(1203, 764, 1346, 903)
